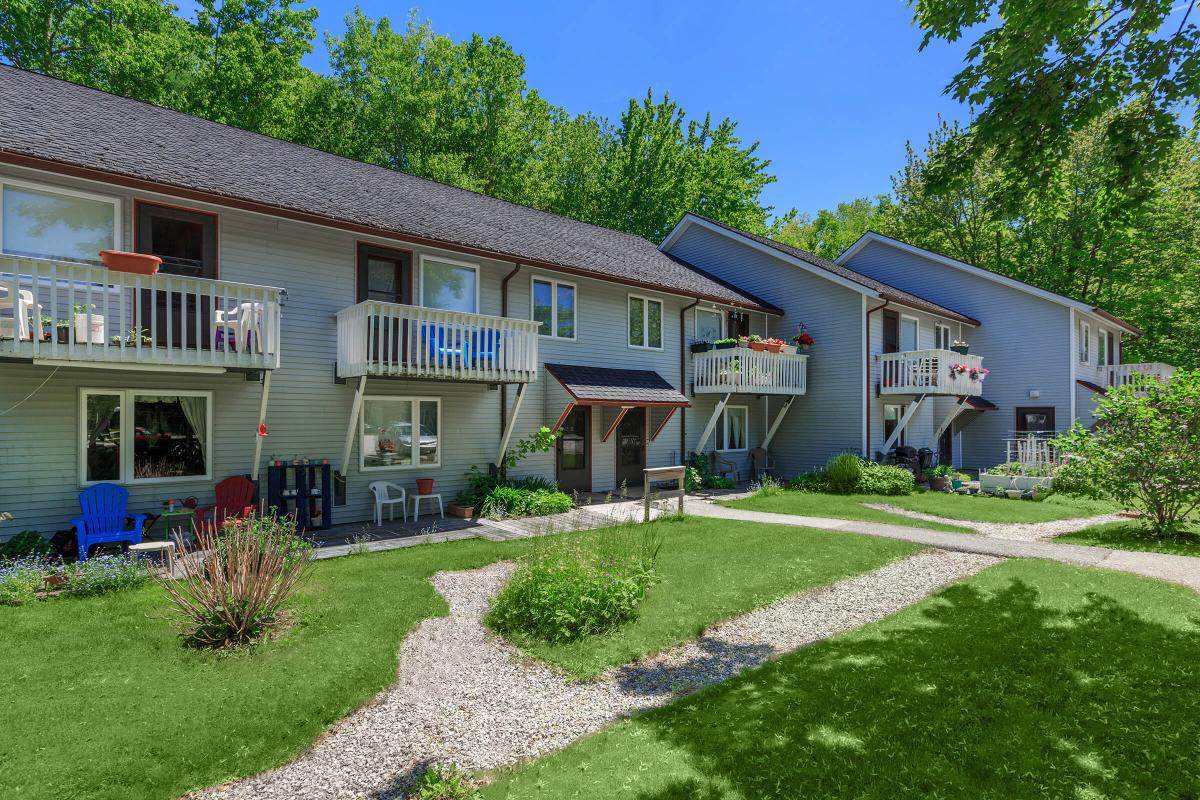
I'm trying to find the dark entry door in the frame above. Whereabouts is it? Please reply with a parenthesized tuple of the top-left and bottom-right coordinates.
(357, 244, 412, 365)
(1015, 406, 1056, 437)
(556, 406, 591, 493)
(615, 407, 647, 490)
(136, 203, 218, 350)
(938, 427, 953, 465)
(882, 309, 900, 353)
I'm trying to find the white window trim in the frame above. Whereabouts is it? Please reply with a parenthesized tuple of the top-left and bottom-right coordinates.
(1, 177, 123, 261)
(1097, 327, 1109, 367)
(935, 324, 952, 351)
(359, 396, 442, 472)
(883, 403, 907, 447)
(530, 275, 577, 340)
(627, 293, 664, 351)
(694, 307, 725, 341)
(78, 388, 213, 487)
(900, 314, 920, 353)
(1079, 320, 1091, 364)
(418, 254, 480, 314)
(720, 404, 749, 452)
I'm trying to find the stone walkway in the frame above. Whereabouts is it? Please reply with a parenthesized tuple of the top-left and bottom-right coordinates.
(861, 503, 1124, 542)
(200, 549, 996, 800)
(687, 500, 1200, 592)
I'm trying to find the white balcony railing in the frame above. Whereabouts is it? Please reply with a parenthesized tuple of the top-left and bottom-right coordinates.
(1108, 362, 1175, 390)
(693, 347, 808, 395)
(336, 300, 540, 383)
(0, 256, 281, 371)
(878, 349, 987, 395)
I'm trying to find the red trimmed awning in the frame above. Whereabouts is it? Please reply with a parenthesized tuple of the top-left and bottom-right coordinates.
(545, 363, 689, 407)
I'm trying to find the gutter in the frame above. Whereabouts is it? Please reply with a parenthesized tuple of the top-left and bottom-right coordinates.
(864, 299, 890, 459)
(679, 298, 700, 463)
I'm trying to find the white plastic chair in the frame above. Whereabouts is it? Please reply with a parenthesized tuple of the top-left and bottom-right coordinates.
(369, 481, 407, 526)
(214, 301, 266, 353)
(0, 286, 42, 341)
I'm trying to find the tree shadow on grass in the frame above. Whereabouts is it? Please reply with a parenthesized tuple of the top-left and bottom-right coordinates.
(635, 580, 1200, 800)
(612, 638, 777, 699)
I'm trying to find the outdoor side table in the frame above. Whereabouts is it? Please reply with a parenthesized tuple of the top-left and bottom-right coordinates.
(410, 493, 444, 520)
(129, 540, 176, 572)
(159, 508, 196, 544)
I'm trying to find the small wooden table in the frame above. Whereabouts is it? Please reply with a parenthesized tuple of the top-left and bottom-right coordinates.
(129, 540, 176, 572)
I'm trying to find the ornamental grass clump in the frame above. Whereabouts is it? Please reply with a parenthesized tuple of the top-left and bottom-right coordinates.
(825, 453, 864, 494)
(155, 512, 311, 648)
(486, 523, 664, 643)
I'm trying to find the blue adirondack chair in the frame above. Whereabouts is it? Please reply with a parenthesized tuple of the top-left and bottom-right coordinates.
(72, 483, 145, 561)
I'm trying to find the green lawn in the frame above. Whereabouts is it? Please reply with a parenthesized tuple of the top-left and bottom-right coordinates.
(0, 516, 915, 800)
(501, 516, 919, 678)
(481, 559, 1200, 800)
(1057, 520, 1200, 556)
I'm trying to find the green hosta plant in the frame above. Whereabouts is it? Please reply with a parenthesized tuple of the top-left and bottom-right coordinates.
(1054, 370, 1200, 537)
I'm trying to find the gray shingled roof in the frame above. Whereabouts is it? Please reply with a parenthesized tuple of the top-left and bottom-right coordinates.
(682, 214, 979, 325)
(545, 363, 689, 406)
(0, 66, 779, 313)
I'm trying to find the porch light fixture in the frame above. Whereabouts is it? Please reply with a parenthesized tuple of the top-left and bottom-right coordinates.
(1028, 389, 1041, 399)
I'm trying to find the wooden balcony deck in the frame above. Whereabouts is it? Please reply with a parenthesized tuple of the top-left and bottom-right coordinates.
(878, 349, 987, 396)
(693, 347, 808, 396)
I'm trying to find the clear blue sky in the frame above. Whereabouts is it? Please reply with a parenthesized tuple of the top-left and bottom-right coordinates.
(284, 0, 976, 220)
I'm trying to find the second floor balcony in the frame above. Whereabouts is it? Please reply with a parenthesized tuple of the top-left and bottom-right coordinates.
(1108, 362, 1175, 392)
(0, 255, 281, 373)
(693, 346, 809, 395)
(336, 300, 540, 383)
(878, 349, 988, 396)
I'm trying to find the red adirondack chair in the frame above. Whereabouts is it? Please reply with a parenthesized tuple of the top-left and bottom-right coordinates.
(195, 476, 256, 530)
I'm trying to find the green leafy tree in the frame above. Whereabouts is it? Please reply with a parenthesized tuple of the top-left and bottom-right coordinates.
(774, 196, 896, 261)
(911, 0, 1200, 200)
(1054, 371, 1200, 537)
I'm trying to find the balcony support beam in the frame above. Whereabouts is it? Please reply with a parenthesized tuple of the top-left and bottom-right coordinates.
(250, 371, 272, 482)
(933, 397, 969, 444)
(340, 375, 367, 474)
(650, 407, 677, 442)
(762, 395, 797, 450)
(881, 396, 924, 453)
(496, 382, 527, 466)
(695, 393, 732, 453)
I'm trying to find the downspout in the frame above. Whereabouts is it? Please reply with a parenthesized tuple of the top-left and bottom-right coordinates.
(865, 299, 890, 459)
(679, 298, 700, 463)
(498, 263, 522, 465)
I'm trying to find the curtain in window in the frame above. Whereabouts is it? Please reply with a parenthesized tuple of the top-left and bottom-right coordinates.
(178, 395, 208, 470)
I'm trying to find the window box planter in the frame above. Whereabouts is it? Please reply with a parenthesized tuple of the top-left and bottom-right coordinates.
(713, 340, 737, 350)
(690, 342, 713, 353)
(979, 473, 1052, 494)
(448, 503, 474, 519)
(99, 250, 162, 276)
(765, 342, 783, 354)
(950, 344, 969, 355)
(748, 341, 767, 352)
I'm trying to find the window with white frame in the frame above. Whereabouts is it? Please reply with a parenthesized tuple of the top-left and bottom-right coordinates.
(900, 315, 919, 352)
(80, 389, 211, 484)
(1078, 320, 1090, 363)
(420, 257, 478, 313)
(1097, 328, 1109, 367)
(2, 179, 120, 263)
(628, 294, 663, 349)
(531, 277, 576, 339)
(883, 404, 907, 447)
(718, 405, 748, 451)
(935, 324, 952, 350)
(694, 307, 723, 342)
(361, 397, 440, 470)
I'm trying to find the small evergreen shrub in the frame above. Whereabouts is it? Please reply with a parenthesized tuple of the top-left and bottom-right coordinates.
(825, 453, 864, 494)
(487, 524, 663, 643)
(786, 471, 828, 492)
(858, 462, 916, 496)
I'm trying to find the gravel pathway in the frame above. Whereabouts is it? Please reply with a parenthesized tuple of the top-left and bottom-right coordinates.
(862, 504, 1123, 542)
(199, 549, 998, 800)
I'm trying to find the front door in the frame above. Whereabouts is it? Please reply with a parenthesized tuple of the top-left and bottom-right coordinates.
(555, 406, 591, 493)
(938, 426, 953, 465)
(615, 407, 647, 490)
(135, 203, 218, 350)
(882, 309, 900, 353)
(357, 244, 412, 365)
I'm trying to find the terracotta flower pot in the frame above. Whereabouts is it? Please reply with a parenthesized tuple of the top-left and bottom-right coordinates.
(765, 342, 782, 353)
(748, 341, 767, 351)
(929, 476, 949, 491)
(448, 504, 474, 519)
(99, 250, 162, 275)
(415, 478, 434, 495)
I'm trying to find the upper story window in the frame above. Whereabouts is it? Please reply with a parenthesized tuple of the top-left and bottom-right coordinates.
(2, 180, 119, 263)
(695, 307, 724, 342)
(420, 256, 478, 313)
(628, 294, 663, 350)
(1078, 320, 1091, 364)
(935, 324, 952, 350)
(1097, 328, 1109, 367)
(532, 277, 576, 339)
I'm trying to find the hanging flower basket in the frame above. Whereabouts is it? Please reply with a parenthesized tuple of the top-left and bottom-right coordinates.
(99, 250, 162, 275)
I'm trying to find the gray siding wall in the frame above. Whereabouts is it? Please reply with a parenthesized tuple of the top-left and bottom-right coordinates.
(843, 240, 1075, 469)
(0, 166, 686, 537)
(664, 224, 865, 476)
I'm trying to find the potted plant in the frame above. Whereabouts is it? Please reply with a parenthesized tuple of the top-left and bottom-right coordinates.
(737, 335, 751, 348)
(713, 337, 738, 350)
(717, 357, 741, 384)
(99, 249, 162, 275)
(924, 464, 956, 491)
(447, 502, 474, 519)
(690, 340, 713, 353)
(792, 323, 815, 353)
(415, 478, 434, 495)
(111, 327, 153, 347)
(746, 334, 767, 352)
(950, 339, 969, 355)
(764, 337, 785, 354)
(73, 304, 105, 344)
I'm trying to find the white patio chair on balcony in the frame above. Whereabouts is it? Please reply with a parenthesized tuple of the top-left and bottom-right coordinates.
(0, 286, 42, 341)
(214, 301, 266, 353)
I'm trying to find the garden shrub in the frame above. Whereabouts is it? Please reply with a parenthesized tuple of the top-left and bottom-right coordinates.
(155, 512, 311, 648)
(481, 486, 573, 518)
(61, 554, 149, 596)
(786, 471, 828, 492)
(858, 461, 916, 495)
(825, 453, 863, 494)
(0, 531, 50, 559)
(687, 453, 737, 490)
(487, 523, 664, 643)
